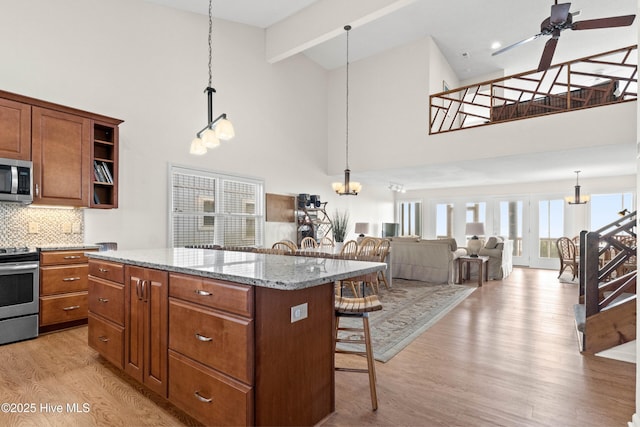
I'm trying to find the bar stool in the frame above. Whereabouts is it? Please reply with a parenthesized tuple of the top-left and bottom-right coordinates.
(334, 294, 382, 411)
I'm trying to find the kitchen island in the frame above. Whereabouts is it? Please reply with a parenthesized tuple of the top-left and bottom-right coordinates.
(86, 248, 386, 426)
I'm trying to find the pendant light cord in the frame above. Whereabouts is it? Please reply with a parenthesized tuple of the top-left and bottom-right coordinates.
(345, 25, 351, 170)
(208, 0, 213, 88)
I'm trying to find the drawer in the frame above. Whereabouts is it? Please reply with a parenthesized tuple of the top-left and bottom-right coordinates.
(39, 292, 88, 326)
(88, 313, 124, 369)
(41, 249, 96, 266)
(88, 260, 124, 284)
(169, 273, 253, 317)
(169, 299, 254, 384)
(88, 276, 124, 326)
(40, 265, 88, 295)
(168, 350, 253, 427)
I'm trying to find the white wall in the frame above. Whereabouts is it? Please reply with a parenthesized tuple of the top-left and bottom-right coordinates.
(0, 0, 394, 249)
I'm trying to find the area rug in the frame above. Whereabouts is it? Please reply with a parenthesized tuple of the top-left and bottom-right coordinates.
(337, 279, 476, 362)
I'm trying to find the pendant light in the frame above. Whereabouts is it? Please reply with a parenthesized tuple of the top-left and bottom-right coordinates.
(332, 25, 361, 196)
(190, 0, 235, 155)
(565, 170, 590, 204)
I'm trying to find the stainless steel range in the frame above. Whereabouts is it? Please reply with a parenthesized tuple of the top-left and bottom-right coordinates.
(0, 247, 39, 345)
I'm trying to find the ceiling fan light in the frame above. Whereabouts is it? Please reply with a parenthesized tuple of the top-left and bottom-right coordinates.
(201, 128, 220, 148)
(189, 137, 207, 155)
(215, 118, 235, 140)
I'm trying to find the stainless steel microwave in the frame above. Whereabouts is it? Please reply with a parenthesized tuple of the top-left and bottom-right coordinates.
(0, 158, 33, 204)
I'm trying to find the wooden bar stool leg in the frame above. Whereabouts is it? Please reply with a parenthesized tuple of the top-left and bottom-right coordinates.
(362, 314, 378, 410)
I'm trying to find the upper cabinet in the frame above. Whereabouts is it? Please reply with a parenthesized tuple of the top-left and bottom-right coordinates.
(32, 107, 92, 207)
(0, 90, 123, 208)
(0, 97, 31, 160)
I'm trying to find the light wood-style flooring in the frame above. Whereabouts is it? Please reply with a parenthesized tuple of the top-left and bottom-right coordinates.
(0, 267, 634, 426)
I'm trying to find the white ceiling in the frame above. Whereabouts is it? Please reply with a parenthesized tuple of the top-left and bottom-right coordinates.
(143, 0, 638, 190)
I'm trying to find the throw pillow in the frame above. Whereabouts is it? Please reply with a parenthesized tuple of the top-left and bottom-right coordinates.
(485, 236, 498, 249)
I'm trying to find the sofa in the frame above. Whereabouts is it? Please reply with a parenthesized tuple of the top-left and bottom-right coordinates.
(474, 236, 513, 280)
(390, 237, 466, 284)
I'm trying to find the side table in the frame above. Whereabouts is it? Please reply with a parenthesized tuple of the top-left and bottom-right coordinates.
(457, 255, 490, 286)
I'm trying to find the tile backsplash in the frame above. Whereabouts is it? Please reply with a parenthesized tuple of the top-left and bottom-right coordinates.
(0, 203, 83, 247)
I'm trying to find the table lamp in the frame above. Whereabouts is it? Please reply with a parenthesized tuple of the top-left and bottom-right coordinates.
(465, 222, 485, 257)
(355, 222, 370, 243)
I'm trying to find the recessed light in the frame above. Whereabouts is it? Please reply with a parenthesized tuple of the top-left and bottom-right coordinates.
(491, 41, 501, 50)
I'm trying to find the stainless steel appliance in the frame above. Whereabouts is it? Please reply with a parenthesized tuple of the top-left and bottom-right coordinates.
(0, 158, 33, 203)
(0, 247, 39, 344)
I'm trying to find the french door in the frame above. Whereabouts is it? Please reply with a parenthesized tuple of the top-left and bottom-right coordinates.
(529, 197, 564, 269)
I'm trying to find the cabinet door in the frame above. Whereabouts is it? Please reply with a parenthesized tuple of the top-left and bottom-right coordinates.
(31, 107, 91, 206)
(0, 98, 31, 160)
(124, 266, 168, 397)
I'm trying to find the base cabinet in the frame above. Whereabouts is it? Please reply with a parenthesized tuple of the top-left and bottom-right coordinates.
(124, 265, 168, 398)
(39, 249, 96, 331)
(88, 263, 334, 426)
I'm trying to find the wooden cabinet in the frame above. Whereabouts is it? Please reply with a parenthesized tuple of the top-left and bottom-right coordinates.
(88, 259, 125, 369)
(0, 97, 31, 160)
(168, 273, 255, 426)
(39, 249, 97, 331)
(125, 266, 168, 397)
(32, 107, 92, 207)
(0, 89, 122, 208)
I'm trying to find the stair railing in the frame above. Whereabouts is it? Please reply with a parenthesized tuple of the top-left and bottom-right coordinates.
(579, 210, 636, 318)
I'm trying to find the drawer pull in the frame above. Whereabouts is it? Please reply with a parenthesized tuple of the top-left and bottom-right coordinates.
(98, 336, 109, 343)
(194, 289, 212, 296)
(98, 268, 109, 273)
(63, 277, 81, 282)
(195, 333, 213, 342)
(194, 391, 212, 403)
(64, 255, 81, 259)
(63, 305, 81, 311)
(98, 297, 109, 303)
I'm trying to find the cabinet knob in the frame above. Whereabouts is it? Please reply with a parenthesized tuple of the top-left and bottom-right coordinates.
(63, 277, 81, 282)
(194, 391, 212, 403)
(64, 255, 81, 259)
(98, 298, 109, 303)
(194, 289, 212, 296)
(35, 184, 39, 197)
(63, 305, 80, 311)
(98, 268, 109, 273)
(98, 336, 109, 343)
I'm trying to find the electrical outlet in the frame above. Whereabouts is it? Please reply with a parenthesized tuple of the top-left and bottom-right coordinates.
(28, 222, 39, 234)
(72, 222, 81, 234)
(290, 303, 308, 323)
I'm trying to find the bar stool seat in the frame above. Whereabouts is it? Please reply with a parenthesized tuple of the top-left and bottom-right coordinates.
(334, 295, 382, 411)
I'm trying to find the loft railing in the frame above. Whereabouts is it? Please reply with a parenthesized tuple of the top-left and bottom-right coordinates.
(430, 45, 637, 135)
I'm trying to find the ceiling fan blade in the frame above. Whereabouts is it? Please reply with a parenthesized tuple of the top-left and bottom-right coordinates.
(492, 33, 543, 56)
(572, 15, 636, 30)
(537, 37, 558, 71)
(550, 2, 571, 25)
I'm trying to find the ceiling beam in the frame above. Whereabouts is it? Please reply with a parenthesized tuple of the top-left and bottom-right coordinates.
(265, 0, 418, 64)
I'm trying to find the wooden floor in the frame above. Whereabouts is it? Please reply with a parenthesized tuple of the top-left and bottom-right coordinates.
(0, 267, 634, 426)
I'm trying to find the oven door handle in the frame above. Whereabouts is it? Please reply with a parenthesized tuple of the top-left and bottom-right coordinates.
(0, 263, 39, 272)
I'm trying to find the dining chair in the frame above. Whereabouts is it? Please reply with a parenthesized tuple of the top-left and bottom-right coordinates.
(556, 237, 578, 280)
(320, 236, 335, 247)
(375, 239, 391, 290)
(272, 241, 296, 253)
(355, 238, 380, 294)
(300, 236, 318, 249)
(338, 240, 360, 296)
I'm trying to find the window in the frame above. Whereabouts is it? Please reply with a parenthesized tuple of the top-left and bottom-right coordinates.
(538, 199, 563, 258)
(590, 192, 633, 230)
(436, 203, 453, 238)
(170, 165, 264, 248)
(399, 201, 421, 236)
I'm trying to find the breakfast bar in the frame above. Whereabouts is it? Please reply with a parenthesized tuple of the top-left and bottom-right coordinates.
(86, 248, 386, 426)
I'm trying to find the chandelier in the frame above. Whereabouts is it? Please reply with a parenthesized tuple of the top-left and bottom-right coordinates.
(332, 25, 361, 196)
(565, 170, 590, 205)
(190, 0, 235, 155)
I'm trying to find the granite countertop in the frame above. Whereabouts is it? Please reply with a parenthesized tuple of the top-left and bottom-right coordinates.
(38, 244, 101, 251)
(87, 248, 386, 290)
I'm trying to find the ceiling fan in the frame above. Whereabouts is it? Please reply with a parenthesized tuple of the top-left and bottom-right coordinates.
(492, 1, 635, 72)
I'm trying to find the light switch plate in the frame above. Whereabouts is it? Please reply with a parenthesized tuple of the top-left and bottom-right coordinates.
(290, 303, 308, 323)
